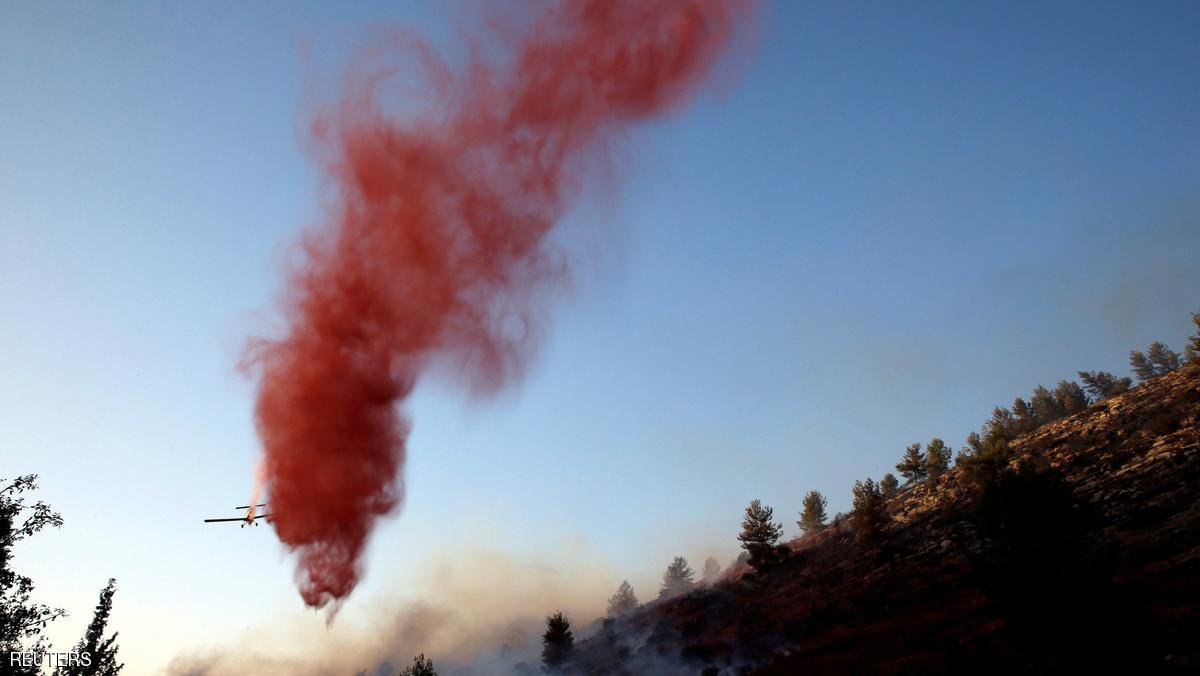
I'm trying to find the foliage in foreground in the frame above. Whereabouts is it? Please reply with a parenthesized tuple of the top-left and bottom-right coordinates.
(2, 475, 66, 676)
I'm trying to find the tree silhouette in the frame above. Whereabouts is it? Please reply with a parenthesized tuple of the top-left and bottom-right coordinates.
(57, 578, 123, 676)
(659, 557, 695, 599)
(965, 431, 985, 456)
(701, 557, 722, 584)
(1053, 380, 1090, 415)
(798, 491, 828, 535)
(985, 406, 1018, 444)
(1128, 348, 1156, 381)
(1129, 350, 1156, 381)
(1077, 371, 1132, 400)
(1011, 397, 1037, 433)
(2, 474, 66, 676)
(880, 473, 900, 501)
(1130, 342, 1181, 381)
(924, 438, 952, 481)
(605, 580, 638, 618)
(850, 478, 887, 544)
(541, 611, 573, 673)
(1146, 341, 1182, 376)
(1187, 312, 1200, 363)
(895, 443, 927, 483)
(737, 500, 783, 570)
(1029, 385, 1064, 424)
(398, 653, 436, 676)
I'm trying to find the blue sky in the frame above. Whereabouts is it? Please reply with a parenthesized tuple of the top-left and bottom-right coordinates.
(2, 1, 1199, 673)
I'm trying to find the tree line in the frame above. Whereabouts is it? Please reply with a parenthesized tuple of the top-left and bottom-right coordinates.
(749, 312, 1200, 558)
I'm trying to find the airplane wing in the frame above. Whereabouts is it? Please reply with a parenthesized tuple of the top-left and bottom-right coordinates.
(235, 503, 268, 509)
(203, 518, 246, 523)
(253, 513, 274, 520)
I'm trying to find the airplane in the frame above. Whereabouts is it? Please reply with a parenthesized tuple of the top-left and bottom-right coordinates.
(204, 503, 273, 528)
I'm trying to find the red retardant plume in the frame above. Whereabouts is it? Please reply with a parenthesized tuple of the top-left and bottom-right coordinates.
(243, 0, 751, 611)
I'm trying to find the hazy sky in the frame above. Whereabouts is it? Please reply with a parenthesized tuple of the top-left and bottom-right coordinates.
(2, 1, 1199, 673)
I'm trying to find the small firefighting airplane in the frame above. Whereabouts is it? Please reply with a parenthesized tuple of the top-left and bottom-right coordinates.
(204, 503, 273, 528)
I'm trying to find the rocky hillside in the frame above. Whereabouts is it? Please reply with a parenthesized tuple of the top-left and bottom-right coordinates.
(572, 363, 1200, 674)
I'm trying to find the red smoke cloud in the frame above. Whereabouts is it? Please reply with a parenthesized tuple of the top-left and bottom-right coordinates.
(244, 0, 750, 610)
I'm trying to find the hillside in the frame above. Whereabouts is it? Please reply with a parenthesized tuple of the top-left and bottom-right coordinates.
(572, 363, 1200, 674)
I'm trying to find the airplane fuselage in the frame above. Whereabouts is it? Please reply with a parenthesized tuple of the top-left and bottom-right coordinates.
(241, 506, 258, 527)
(205, 502, 270, 527)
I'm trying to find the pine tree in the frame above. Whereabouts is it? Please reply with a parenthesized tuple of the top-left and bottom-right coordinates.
(701, 557, 721, 584)
(1077, 371, 1132, 400)
(924, 438, 952, 481)
(1053, 380, 1090, 415)
(850, 478, 887, 544)
(1186, 312, 1200, 363)
(1129, 350, 1156, 381)
(965, 432, 985, 456)
(895, 443, 927, 483)
(658, 557, 695, 599)
(399, 654, 437, 676)
(605, 580, 638, 618)
(1131, 342, 1181, 381)
(953, 448, 969, 466)
(1030, 385, 1065, 423)
(541, 611, 573, 673)
(986, 407, 1018, 443)
(2, 475, 67, 676)
(798, 490, 828, 535)
(58, 578, 123, 676)
(1010, 397, 1037, 433)
(1146, 341, 1181, 376)
(737, 500, 783, 570)
(880, 473, 900, 500)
